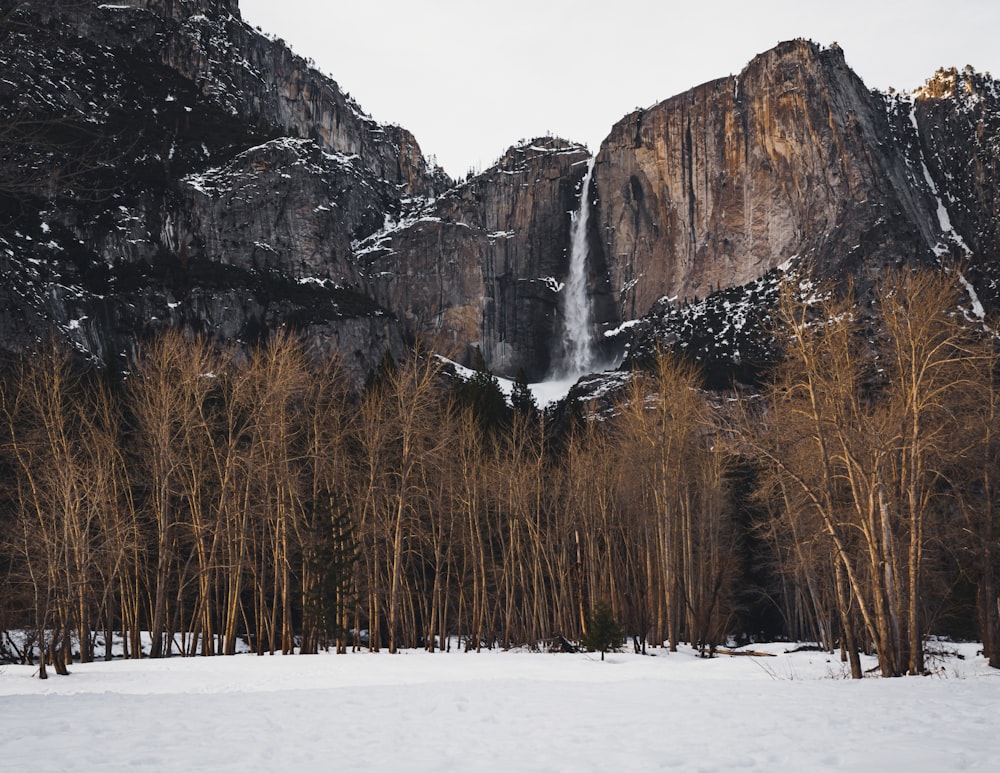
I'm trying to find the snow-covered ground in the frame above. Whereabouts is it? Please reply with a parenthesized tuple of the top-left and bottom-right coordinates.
(2, 642, 997, 771)
(439, 356, 582, 408)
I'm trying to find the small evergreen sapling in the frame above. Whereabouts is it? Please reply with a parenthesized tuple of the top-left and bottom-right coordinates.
(511, 367, 538, 421)
(582, 601, 625, 661)
(454, 346, 511, 433)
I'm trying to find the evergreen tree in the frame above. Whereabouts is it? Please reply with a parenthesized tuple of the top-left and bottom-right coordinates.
(582, 601, 625, 661)
(454, 347, 510, 433)
(301, 491, 359, 654)
(364, 349, 396, 393)
(511, 367, 538, 421)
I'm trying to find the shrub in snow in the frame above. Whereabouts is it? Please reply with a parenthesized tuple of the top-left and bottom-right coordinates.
(582, 601, 625, 661)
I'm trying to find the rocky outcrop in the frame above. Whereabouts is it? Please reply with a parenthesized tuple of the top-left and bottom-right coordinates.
(178, 137, 383, 281)
(0, 0, 434, 383)
(908, 67, 1000, 262)
(593, 40, 945, 321)
(357, 138, 616, 379)
(49, 0, 447, 199)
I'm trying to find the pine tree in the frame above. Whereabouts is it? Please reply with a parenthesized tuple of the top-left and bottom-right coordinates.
(582, 601, 625, 661)
(455, 347, 510, 433)
(511, 367, 538, 421)
(301, 491, 359, 654)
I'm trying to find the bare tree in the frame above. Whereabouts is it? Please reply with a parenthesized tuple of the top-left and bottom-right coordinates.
(129, 331, 218, 658)
(744, 266, 990, 676)
(876, 267, 987, 673)
(614, 350, 737, 654)
(0, 341, 115, 675)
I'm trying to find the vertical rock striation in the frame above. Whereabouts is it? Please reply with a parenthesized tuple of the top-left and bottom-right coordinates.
(358, 138, 615, 379)
(594, 40, 943, 321)
(907, 67, 1000, 262)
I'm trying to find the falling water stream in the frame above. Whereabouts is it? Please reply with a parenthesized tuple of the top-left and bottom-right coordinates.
(560, 156, 596, 378)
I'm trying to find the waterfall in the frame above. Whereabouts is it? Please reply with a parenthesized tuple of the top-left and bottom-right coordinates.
(560, 156, 596, 378)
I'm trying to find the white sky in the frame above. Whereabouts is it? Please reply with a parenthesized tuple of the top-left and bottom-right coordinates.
(238, 0, 1000, 178)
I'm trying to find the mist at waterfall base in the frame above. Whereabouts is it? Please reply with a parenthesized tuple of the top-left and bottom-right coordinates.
(444, 360, 580, 409)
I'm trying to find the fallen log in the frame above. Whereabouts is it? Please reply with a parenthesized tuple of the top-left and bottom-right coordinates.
(715, 648, 777, 657)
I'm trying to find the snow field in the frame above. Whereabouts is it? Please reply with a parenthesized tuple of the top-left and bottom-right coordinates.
(1, 642, 997, 772)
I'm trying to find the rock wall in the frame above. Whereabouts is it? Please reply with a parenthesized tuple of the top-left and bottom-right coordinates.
(0, 0, 426, 384)
(357, 138, 615, 379)
(594, 40, 943, 320)
(4, 1, 1000, 389)
(56, 0, 446, 200)
(178, 137, 380, 282)
(909, 67, 1000, 261)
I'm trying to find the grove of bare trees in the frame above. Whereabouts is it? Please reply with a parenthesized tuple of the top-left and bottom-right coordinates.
(1, 265, 998, 678)
(744, 267, 1000, 675)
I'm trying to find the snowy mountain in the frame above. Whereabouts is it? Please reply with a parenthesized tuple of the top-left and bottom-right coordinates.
(1, 2, 999, 385)
(0, 0, 445, 382)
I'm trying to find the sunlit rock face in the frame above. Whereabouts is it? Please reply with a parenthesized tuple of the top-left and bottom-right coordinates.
(2, 1, 1000, 387)
(593, 40, 948, 321)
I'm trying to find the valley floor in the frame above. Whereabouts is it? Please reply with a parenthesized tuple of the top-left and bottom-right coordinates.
(1, 642, 997, 771)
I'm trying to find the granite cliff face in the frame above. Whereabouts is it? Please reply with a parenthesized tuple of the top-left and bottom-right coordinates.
(49, 0, 440, 197)
(0, 0, 441, 382)
(593, 40, 948, 322)
(2, 2, 1000, 387)
(584, 41, 1000, 388)
(904, 67, 1000, 265)
(356, 138, 616, 379)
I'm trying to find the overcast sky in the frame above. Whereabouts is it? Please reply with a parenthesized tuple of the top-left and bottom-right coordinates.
(239, 0, 999, 178)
